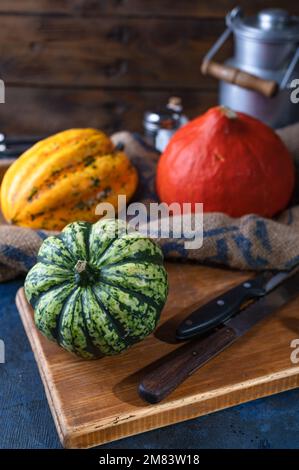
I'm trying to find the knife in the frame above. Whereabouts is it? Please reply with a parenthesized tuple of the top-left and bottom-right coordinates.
(0, 134, 45, 159)
(176, 270, 291, 341)
(0, 146, 32, 158)
(139, 268, 299, 404)
(0, 134, 44, 145)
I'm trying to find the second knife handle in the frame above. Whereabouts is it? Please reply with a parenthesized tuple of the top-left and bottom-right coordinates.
(139, 326, 237, 404)
(176, 278, 266, 340)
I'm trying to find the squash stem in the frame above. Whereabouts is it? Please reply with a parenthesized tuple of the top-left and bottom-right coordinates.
(75, 260, 98, 286)
(75, 260, 88, 273)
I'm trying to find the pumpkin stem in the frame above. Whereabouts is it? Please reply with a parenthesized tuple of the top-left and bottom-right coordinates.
(219, 106, 237, 119)
(75, 260, 88, 273)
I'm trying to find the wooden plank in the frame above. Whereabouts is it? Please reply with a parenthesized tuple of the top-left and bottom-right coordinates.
(16, 263, 299, 448)
(0, 159, 14, 183)
(0, 16, 227, 88)
(0, 1, 298, 18)
(0, 86, 217, 135)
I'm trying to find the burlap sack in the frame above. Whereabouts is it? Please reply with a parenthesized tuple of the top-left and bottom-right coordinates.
(0, 123, 299, 282)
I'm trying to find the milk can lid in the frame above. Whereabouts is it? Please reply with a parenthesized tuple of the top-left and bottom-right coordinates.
(227, 6, 299, 42)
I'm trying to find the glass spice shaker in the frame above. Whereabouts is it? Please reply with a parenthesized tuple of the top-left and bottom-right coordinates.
(143, 97, 188, 152)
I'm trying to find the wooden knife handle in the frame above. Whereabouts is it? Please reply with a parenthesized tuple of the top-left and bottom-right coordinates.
(201, 60, 278, 98)
(138, 326, 237, 404)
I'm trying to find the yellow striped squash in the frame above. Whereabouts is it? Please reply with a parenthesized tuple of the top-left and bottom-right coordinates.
(1, 129, 138, 230)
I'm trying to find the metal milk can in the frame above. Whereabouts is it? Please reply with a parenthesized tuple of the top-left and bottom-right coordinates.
(201, 7, 299, 128)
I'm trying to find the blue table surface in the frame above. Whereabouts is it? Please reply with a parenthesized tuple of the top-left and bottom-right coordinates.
(1, 279, 299, 449)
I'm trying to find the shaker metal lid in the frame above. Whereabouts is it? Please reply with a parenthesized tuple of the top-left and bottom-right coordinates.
(227, 6, 299, 42)
(143, 111, 161, 132)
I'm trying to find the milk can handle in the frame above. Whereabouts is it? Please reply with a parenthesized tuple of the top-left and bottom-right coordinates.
(201, 27, 278, 98)
(280, 47, 299, 90)
(201, 60, 278, 97)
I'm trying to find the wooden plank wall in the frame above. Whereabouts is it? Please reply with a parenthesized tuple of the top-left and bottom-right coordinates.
(0, 1, 298, 135)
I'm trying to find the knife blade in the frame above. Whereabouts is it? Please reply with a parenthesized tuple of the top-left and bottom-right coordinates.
(139, 268, 299, 404)
(176, 270, 291, 341)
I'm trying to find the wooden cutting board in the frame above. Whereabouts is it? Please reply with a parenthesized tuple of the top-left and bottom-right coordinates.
(16, 263, 299, 449)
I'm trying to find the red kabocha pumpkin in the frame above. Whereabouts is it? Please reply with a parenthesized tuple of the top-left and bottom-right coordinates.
(156, 106, 295, 218)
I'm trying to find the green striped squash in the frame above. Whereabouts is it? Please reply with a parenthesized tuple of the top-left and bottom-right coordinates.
(24, 219, 168, 359)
